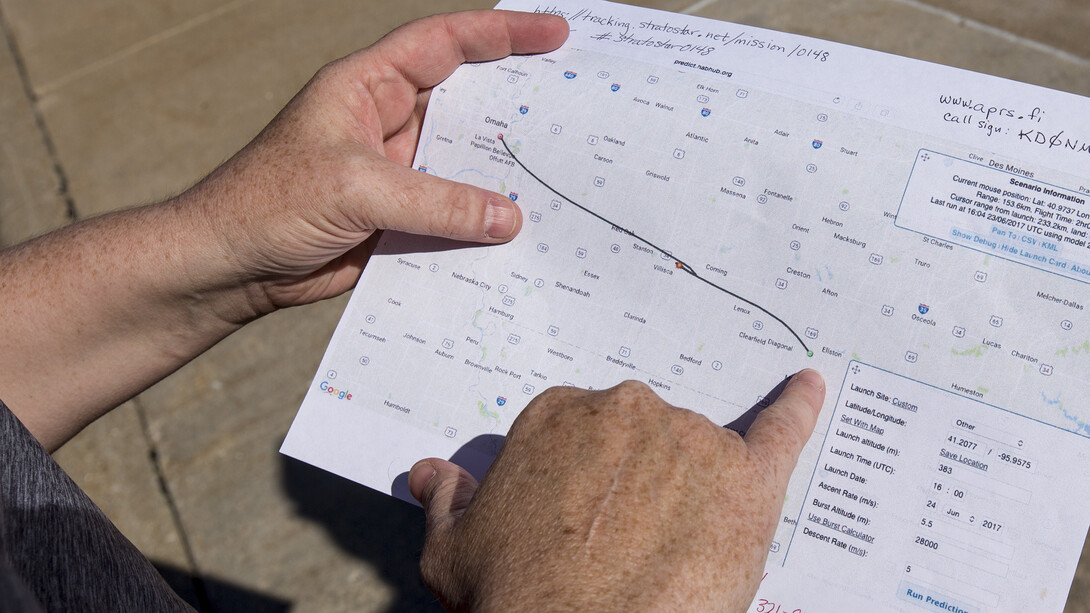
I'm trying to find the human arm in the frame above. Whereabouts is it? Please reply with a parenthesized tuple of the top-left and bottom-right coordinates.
(410, 369, 826, 612)
(0, 10, 569, 451)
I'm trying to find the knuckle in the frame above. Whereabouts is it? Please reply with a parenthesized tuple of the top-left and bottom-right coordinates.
(530, 384, 575, 402)
(521, 385, 568, 414)
(515, 385, 582, 427)
(605, 379, 678, 416)
(602, 380, 662, 410)
(308, 59, 349, 95)
(611, 379, 654, 396)
(433, 186, 482, 238)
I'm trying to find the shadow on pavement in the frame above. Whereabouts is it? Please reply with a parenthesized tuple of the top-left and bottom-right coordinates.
(280, 455, 439, 612)
(153, 561, 291, 613)
(278, 433, 506, 612)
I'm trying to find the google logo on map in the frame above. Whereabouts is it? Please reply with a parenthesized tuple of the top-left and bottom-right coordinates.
(319, 381, 352, 401)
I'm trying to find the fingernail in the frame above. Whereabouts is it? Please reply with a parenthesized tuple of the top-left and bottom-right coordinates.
(793, 368, 825, 392)
(484, 197, 518, 239)
(408, 460, 438, 502)
(410, 459, 436, 485)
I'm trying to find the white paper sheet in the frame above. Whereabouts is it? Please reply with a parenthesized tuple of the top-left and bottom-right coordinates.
(283, 1, 1090, 609)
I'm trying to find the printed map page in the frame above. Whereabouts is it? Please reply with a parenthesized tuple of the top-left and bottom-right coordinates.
(283, 1, 1090, 610)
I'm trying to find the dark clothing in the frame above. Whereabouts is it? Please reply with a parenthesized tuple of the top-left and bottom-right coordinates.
(0, 400, 191, 612)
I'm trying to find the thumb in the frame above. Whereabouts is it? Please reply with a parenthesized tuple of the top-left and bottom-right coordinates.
(362, 160, 522, 242)
(409, 458, 480, 533)
(411, 458, 480, 608)
(743, 368, 826, 480)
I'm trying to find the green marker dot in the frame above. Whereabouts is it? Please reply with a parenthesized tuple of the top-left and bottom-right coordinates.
(807, 350, 814, 358)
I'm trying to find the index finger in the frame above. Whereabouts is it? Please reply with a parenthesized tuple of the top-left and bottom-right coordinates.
(743, 369, 826, 481)
(369, 10, 570, 89)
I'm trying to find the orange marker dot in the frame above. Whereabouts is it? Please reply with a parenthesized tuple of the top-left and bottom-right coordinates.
(675, 261, 683, 269)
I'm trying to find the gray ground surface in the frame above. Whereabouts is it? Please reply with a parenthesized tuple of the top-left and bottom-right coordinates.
(1, 0, 1087, 610)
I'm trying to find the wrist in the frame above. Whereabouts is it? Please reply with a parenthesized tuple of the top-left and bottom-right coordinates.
(166, 177, 282, 324)
(0, 195, 268, 449)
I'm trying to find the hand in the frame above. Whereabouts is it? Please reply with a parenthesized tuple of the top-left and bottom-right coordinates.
(409, 369, 826, 612)
(180, 9, 569, 311)
(0, 10, 568, 450)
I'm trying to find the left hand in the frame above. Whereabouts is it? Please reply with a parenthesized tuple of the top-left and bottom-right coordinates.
(179, 9, 569, 312)
(0, 10, 568, 450)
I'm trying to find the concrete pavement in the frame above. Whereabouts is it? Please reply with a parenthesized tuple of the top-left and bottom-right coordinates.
(1, 0, 1087, 610)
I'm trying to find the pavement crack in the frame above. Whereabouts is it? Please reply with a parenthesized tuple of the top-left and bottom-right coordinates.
(133, 396, 215, 613)
(0, 4, 80, 223)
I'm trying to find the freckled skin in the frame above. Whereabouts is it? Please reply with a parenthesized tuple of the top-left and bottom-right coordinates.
(0, 9, 827, 610)
(413, 371, 825, 612)
(0, 11, 568, 451)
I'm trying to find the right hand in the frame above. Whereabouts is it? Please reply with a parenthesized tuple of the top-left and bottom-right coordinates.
(410, 369, 826, 611)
